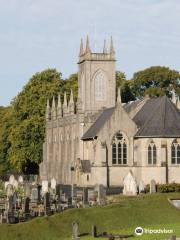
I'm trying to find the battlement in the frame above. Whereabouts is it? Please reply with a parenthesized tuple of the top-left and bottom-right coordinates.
(78, 36, 115, 63)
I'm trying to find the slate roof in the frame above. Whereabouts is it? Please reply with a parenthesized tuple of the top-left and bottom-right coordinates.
(82, 96, 180, 141)
(81, 107, 115, 140)
(134, 96, 180, 137)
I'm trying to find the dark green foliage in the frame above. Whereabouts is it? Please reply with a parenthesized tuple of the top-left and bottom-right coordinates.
(116, 72, 135, 103)
(0, 106, 13, 173)
(131, 66, 180, 98)
(64, 73, 78, 101)
(8, 69, 63, 173)
(157, 183, 180, 193)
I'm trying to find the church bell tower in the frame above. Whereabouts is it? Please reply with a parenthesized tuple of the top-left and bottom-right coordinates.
(77, 36, 116, 113)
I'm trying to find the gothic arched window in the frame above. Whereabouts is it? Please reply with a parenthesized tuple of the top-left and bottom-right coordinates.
(171, 141, 180, 164)
(94, 70, 107, 101)
(148, 142, 157, 165)
(111, 131, 127, 165)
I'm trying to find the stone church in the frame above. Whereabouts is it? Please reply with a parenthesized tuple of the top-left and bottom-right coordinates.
(40, 36, 180, 188)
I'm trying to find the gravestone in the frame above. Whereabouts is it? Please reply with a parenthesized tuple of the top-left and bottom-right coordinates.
(25, 184, 31, 197)
(31, 187, 38, 203)
(18, 175, 23, 184)
(44, 192, 51, 215)
(123, 171, 138, 196)
(9, 175, 15, 185)
(13, 180, 18, 189)
(24, 197, 30, 220)
(95, 184, 106, 204)
(6, 184, 14, 198)
(42, 180, 49, 195)
(83, 188, 88, 206)
(51, 178, 56, 190)
(150, 179, 156, 193)
(24, 197, 30, 213)
(92, 225, 97, 238)
(72, 222, 80, 240)
(138, 181, 145, 194)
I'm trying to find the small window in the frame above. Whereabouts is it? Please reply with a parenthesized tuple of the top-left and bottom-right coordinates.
(171, 141, 180, 164)
(148, 142, 157, 165)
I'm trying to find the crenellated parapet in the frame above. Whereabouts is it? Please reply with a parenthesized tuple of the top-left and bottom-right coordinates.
(46, 89, 79, 121)
(78, 35, 116, 64)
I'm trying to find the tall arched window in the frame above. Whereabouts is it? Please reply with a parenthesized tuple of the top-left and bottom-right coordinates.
(148, 142, 157, 165)
(94, 70, 107, 101)
(171, 141, 180, 164)
(112, 131, 127, 165)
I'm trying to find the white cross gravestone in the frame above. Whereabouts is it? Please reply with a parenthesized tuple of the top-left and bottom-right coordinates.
(42, 180, 49, 195)
(123, 171, 138, 196)
(51, 178, 56, 190)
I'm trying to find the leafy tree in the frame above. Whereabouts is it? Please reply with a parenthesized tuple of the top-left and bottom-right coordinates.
(64, 73, 78, 101)
(0, 106, 13, 173)
(116, 71, 135, 103)
(131, 66, 180, 98)
(8, 69, 63, 173)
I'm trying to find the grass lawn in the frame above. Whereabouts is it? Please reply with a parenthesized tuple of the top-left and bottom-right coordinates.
(0, 193, 180, 240)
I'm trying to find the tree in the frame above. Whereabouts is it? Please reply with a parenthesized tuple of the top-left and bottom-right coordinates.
(131, 66, 180, 98)
(116, 71, 135, 103)
(0, 106, 13, 173)
(64, 73, 78, 101)
(8, 69, 63, 173)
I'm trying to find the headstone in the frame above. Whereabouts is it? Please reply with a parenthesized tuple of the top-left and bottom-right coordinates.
(42, 180, 49, 195)
(150, 179, 156, 193)
(72, 222, 80, 240)
(4, 181, 9, 189)
(18, 176, 23, 184)
(9, 175, 15, 185)
(51, 178, 56, 190)
(13, 180, 18, 189)
(138, 181, 145, 194)
(123, 171, 138, 196)
(44, 192, 51, 215)
(24, 197, 30, 220)
(83, 188, 88, 205)
(95, 184, 106, 204)
(92, 225, 97, 238)
(31, 187, 38, 203)
(25, 184, 31, 197)
(6, 184, 14, 198)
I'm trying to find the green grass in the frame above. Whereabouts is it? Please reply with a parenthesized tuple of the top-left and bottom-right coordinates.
(0, 193, 180, 240)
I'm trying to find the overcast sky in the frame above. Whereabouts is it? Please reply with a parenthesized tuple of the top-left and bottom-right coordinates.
(0, 0, 180, 106)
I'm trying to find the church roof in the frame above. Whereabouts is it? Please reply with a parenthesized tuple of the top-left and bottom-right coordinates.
(82, 96, 180, 141)
(134, 96, 180, 137)
(81, 107, 115, 140)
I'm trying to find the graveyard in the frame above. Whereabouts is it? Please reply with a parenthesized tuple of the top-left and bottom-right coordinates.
(0, 174, 180, 239)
